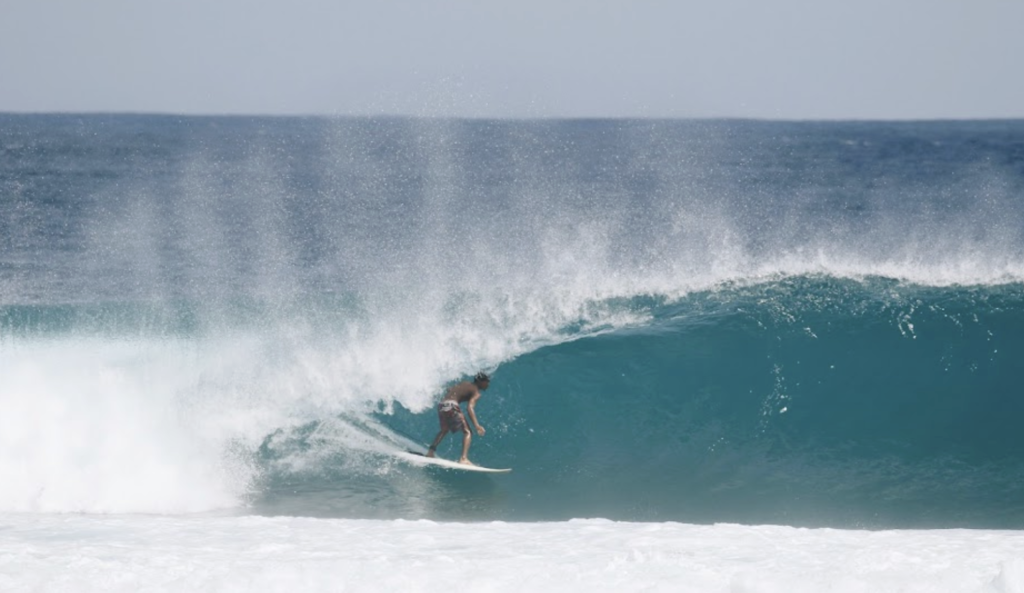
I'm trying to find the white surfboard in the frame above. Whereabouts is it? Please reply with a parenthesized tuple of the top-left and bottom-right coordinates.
(397, 450, 512, 474)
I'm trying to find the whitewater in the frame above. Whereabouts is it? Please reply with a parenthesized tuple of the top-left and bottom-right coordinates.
(4, 515, 1024, 592)
(1, 115, 1023, 591)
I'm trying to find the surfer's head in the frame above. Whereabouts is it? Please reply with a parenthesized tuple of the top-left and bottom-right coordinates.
(473, 372, 491, 389)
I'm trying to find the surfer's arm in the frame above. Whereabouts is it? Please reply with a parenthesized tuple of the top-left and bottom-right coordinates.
(467, 395, 485, 436)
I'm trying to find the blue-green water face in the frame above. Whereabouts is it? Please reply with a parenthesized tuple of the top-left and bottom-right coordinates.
(2, 116, 1023, 526)
(250, 278, 1023, 527)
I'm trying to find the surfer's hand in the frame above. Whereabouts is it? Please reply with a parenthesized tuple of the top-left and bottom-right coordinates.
(476, 425, 486, 436)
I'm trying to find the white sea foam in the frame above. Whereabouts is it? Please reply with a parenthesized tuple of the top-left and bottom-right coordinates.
(0, 514, 1022, 593)
(0, 338, 250, 513)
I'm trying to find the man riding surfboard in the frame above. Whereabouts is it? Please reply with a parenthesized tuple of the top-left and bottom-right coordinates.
(426, 372, 490, 465)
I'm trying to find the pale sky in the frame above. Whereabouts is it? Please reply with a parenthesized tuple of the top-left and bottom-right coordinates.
(1, 0, 1022, 119)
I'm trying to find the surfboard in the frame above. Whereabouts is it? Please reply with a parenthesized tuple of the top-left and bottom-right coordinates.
(397, 450, 512, 473)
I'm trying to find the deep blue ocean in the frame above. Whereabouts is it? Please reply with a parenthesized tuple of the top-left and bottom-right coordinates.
(1, 115, 1022, 529)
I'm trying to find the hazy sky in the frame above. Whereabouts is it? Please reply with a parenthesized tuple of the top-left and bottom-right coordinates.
(2, 0, 1022, 119)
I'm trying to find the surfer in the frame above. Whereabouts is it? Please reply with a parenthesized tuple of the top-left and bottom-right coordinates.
(426, 372, 490, 465)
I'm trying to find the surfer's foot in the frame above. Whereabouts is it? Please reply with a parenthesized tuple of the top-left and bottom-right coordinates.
(458, 458, 475, 466)
(426, 448, 436, 458)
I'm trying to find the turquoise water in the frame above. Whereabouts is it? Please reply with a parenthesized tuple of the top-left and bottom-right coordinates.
(248, 278, 1024, 527)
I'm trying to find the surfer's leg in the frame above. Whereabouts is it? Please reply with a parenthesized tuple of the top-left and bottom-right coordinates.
(458, 428, 474, 465)
(428, 405, 452, 457)
(427, 430, 446, 458)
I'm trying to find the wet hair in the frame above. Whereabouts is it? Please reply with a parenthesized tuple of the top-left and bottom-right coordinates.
(474, 372, 491, 383)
